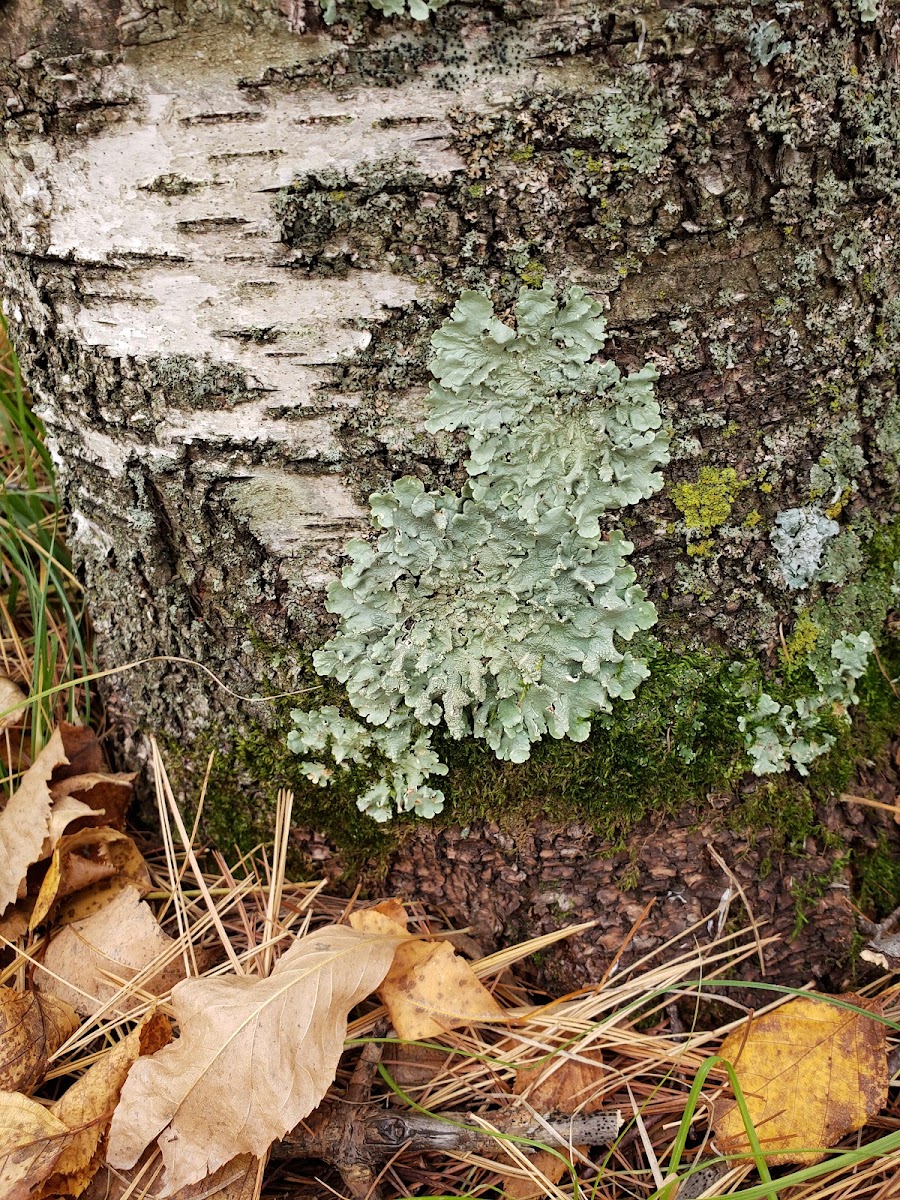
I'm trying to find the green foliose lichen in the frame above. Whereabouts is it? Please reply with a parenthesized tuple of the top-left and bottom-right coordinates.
(289, 283, 670, 820)
(320, 0, 446, 25)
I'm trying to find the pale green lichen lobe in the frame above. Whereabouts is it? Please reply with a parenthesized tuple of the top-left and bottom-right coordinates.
(426, 284, 669, 539)
(290, 284, 670, 820)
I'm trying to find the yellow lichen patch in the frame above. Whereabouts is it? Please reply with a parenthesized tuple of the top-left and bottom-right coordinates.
(670, 466, 746, 533)
(780, 609, 820, 673)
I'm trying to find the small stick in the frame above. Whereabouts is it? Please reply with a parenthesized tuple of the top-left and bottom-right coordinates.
(274, 1102, 622, 1168)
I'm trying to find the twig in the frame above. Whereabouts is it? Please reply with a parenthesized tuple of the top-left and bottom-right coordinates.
(274, 1102, 622, 1168)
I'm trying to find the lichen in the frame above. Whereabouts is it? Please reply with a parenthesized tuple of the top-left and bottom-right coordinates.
(289, 283, 669, 820)
(740, 631, 875, 776)
(320, 0, 447, 24)
(748, 19, 791, 67)
(424, 283, 669, 538)
(670, 467, 745, 535)
(288, 706, 446, 822)
(771, 506, 840, 589)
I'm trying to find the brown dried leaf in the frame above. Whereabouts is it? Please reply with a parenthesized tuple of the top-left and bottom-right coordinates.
(54, 727, 104, 783)
(59, 831, 151, 923)
(31, 828, 150, 930)
(45, 795, 104, 851)
(0, 1091, 72, 1200)
(83, 1152, 259, 1200)
(35, 886, 185, 1017)
(49, 774, 136, 834)
(502, 1051, 605, 1199)
(0, 989, 80, 1093)
(715, 993, 888, 1165)
(0, 728, 31, 774)
(0, 729, 69, 915)
(106, 924, 403, 1196)
(349, 902, 505, 1040)
(37, 1011, 172, 1199)
(0, 678, 26, 729)
(0, 905, 29, 943)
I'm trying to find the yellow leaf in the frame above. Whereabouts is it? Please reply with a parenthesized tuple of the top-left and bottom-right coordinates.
(38, 1011, 172, 1199)
(106, 924, 403, 1196)
(0, 729, 69, 915)
(387, 941, 505, 1040)
(348, 899, 408, 939)
(30, 828, 150, 931)
(0, 989, 80, 1093)
(350, 901, 506, 1040)
(715, 994, 888, 1165)
(35, 886, 185, 1017)
(0, 1091, 72, 1200)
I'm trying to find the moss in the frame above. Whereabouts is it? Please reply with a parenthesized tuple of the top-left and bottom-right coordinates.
(854, 835, 900, 920)
(790, 855, 851, 937)
(670, 467, 747, 533)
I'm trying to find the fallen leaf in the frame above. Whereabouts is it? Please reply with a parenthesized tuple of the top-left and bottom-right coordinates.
(50, 774, 136, 834)
(381, 1042, 448, 1090)
(349, 902, 506, 1040)
(35, 886, 185, 1017)
(54, 727, 104, 783)
(0, 989, 80, 1093)
(31, 828, 150, 930)
(0, 727, 31, 774)
(502, 1051, 605, 1199)
(0, 729, 69, 915)
(38, 1010, 172, 1198)
(715, 994, 888, 1165)
(0, 677, 26, 728)
(45, 796, 104, 851)
(0, 905, 29, 943)
(106, 924, 403, 1195)
(83, 1152, 259, 1200)
(349, 899, 409, 938)
(0, 1091, 72, 1200)
(58, 831, 151, 923)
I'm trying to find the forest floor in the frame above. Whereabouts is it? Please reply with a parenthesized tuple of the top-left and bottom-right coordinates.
(3, 329, 900, 1199)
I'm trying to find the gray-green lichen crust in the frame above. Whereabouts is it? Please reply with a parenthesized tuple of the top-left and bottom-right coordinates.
(289, 284, 668, 819)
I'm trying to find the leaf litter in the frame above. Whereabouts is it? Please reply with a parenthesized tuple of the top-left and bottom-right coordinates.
(1, 734, 899, 1200)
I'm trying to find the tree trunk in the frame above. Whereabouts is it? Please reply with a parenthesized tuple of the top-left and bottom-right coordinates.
(3, 0, 900, 990)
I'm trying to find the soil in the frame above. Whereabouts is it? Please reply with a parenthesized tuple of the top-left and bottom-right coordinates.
(291, 747, 900, 1004)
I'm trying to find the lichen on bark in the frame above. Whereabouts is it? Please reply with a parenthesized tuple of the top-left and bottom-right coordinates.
(0, 0, 899, 849)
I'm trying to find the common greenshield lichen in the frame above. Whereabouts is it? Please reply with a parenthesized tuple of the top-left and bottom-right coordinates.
(425, 285, 669, 539)
(289, 283, 670, 821)
(320, 0, 446, 23)
(771, 507, 840, 589)
(740, 631, 875, 775)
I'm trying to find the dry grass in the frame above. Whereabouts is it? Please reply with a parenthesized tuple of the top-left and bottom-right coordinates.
(4, 742, 898, 1200)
